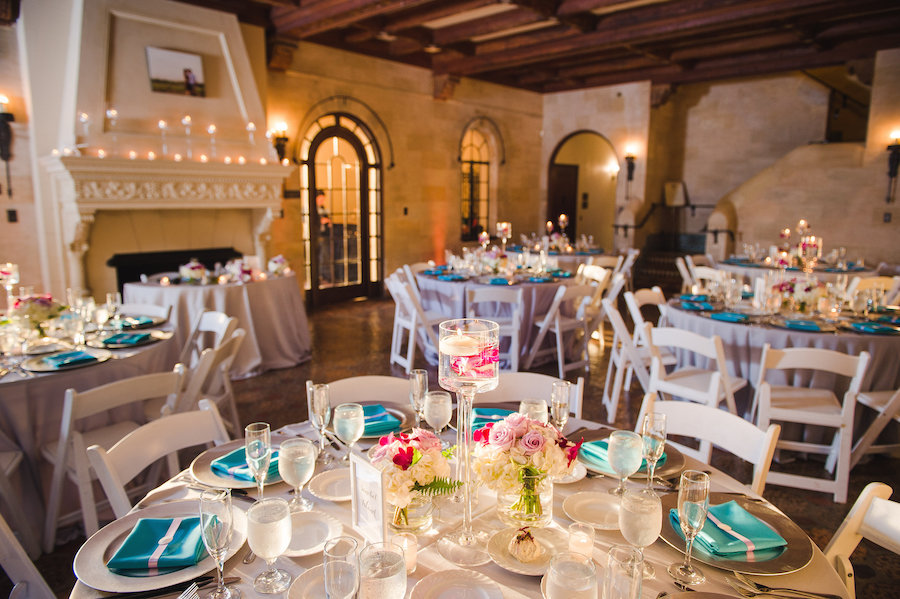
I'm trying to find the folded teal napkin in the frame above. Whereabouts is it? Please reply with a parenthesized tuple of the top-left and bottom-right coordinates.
(529, 276, 553, 283)
(107, 516, 206, 576)
(679, 294, 708, 302)
(210, 447, 280, 482)
(877, 315, 900, 325)
(578, 439, 666, 473)
(741, 291, 754, 300)
(851, 322, 899, 335)
(489, 277, 510, 285)
(710, 312, 749, 323)
(552, 270, 573, 278)
(422, 269, 442, 276)
(876, 306, 899, 313)
(42, 350, 98, 368)
(438, 274, 466, 282)
(123, 316, 155, 328)
(103, 332, 152, 346)
(681, 301, 714, 311)
(363, 404, 402, 436)
(669, 501, 787, 556)
(471, 407, 513, 431)
(783, 319, 820, 332)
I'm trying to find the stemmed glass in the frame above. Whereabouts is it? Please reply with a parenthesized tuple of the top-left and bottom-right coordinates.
(244, 422, 271, 499)
(333, 403, 364, 462)
(550, 379, 571, 432)
(307, 382, 333, 466)
(641, 412, 666, 489)
(619, 488, 662, 579)
(105, 292, 122, 331)
(0, 263, 19, 314)
(668, 470, 710, 585)
(247, 497, 293, 594)
(409, 369, 428, 428)
(607, 430, 642, 496)
(423, 390, 452, 446)
(277, 437, 317, 512)
(324, 536, 359, 599)
(199, 488, 240, 599)
(436, 318, 499, 567)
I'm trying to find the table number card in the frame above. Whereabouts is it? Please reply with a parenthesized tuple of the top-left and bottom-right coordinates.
(350, 452, 388, 544)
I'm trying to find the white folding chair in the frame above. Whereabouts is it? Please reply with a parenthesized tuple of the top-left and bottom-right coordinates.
(675, 257, 695, 293)
(41, 368, 186, 552)
(851, 387, 900, 468)
(327, 375, 410, 407)
(0, 511, 54, 599)
(177, 310, 239, 369)
(755, 345, 870, 503)
(385, 274, 443, 373)
(478, 373, 585, 419)
(586, 273, 626, 349)
(524, 284, 593, 379)
(88, 400, 230, 520)
(403, 262, 432, 304)
(619, 248, 640, 291)
(691, 265, 726, 290)
(624, 287, 668, 343)
(845, 275, 898, 297)
(646, 322, 747, 414)
(118, 302, 173, 321)
(591, 255, 624, 278)
(602, 298, 652, 425)
(466, 286, 524, 372)
(0, 430, 40, 559)
(637, 392, 780, 495)
(824, 482, 898, 598)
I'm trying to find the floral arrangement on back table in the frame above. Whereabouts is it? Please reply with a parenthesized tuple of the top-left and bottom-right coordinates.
(10, 294, 65, 333)
(772, 277, 825, 312)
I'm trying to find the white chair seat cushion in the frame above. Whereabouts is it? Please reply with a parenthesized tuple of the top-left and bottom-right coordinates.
(857, 390, 898, 416)
(659, 368, 717, 394)
(768, 386, 839, 413)
(41, 421, 141, 472)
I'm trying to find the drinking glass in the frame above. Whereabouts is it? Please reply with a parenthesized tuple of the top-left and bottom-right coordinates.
(199, 489, 240, 599)
(550, 379, 571, 431)
(324, 536, 359, 599)
(607, 430, 642, 496)
(358, 541, 406, 599)
(0, 263, 19, 313)
(518, 398, 549, 424)
(105, 292, 122, 331)
(544, 552, 597, 599)
(333, 403, 364, 461)
(619, 488, 662, 579)
(423, 390, 452, 442)
(277, 437, 317, 512)
(641, 412, 666, 489)
(307, 382, 333, 465)
(244, 422, 271, 499)
(247, 497, 293, 593)
(567, 522, 594, 559)
(667, 470, 710, 585)
(409, 369, 428, 428)
(604, 545, 642, 599)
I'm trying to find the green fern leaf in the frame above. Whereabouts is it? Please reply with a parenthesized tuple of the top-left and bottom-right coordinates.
(412, 477, 462, 497)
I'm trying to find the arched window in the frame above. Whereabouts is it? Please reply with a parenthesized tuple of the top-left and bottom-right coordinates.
(459, 127, 492, 242)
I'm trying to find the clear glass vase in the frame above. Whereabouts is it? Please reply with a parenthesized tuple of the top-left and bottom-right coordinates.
(497, 473, 553, 528)
(389, 493, 433, 533)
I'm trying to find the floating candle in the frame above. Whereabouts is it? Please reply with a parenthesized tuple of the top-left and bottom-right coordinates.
(439, 330, 480, 357)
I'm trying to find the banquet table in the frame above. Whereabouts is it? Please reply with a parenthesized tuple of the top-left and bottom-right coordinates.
(715, 261, 877, 285)
(124, 274, 311, 379)
(506, 248, 603, 271)
(71, 416, 850, 599)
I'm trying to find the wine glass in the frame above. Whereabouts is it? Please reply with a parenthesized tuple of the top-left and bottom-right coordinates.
(333, 403, 364, 461)
(409, 369, 428, 428)
(550, 379, 571, 432)
(307, 382, 333, 465)
(607, 430, 642, 496)
(247, 497, 293, 594)
(244, 422, 271, 499)
(324, 536, 359, 599)
(424, 390, 452, 445)
(358, 541, 406, 599)
(105, 292, 122, 331)
(641, 412, 666, 489)
(518, 398, 549, 424)
(668, 470, 710, 586)
(619, 488, 662, 579)
(199, 489, 240, 599)
(277, 438, 317, 512)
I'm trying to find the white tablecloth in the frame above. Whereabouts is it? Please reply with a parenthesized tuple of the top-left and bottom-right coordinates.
(716, 262, 878, 285)
(124, 275, 311, 378)
(71, 417, 849, 599)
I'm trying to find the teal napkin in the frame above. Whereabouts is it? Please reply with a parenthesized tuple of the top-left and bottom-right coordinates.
(669, 501, 787, 556)
(681, 301, 714, 311)
(489, 277, 510, 285)
(42, 350, 98, 368)
(877, 315, 900, 325)
(363, 404, 401, 436)
(529, 276, 553, 283)
(471, 407, 513, 431)
(710, 312, 749, 323)
(552, 270, 573, 278)
(210, 447, 280, 482)
(123, 316, 155, 328)
(851, 322, 899, 335)
(103, 332, 152, 346)
(679, 294, 708, 302)
(106, 516, 206, 576)
(783, 319, 820, 332)
(423, 269, 443, 276)
(578, 439, 666, 473)
(438, 274, 466, 282)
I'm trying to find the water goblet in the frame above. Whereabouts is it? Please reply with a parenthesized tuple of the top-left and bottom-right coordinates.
(607, 430, 642, 496)
(550, 379, 571, 432)
(423, 390, 452, 445)
(307, 382, 333, 465)
(333, 403, 364, 461)
(105, 292, 122, 331)
(667, 469, 710, 586)
(619, 488, 662, 579)
(199, 489, 240, 599)
(518, 398, 549, 424)
(277, 438, 317, 512)
(244, 422, 271, 499)
(324, 536, 359, 599)
(358, 541, 406, 599)
(544, 551, 597, 599)
(409, 369, 428, 428)
(604, 544, 642, 599)
(247, 497, 293, 594)
(641, 411, 666, 489)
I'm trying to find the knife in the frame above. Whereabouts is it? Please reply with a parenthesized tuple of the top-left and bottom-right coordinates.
(99, 575, 239, 599)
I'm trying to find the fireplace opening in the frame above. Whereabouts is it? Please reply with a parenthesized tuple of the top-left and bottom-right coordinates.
(107, 247, 242, 293)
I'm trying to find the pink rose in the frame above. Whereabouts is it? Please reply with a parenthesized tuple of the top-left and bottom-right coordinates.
(488, 423, 516, 451)
(504, 413, 529, 437)
(518, 430, 546, 455)
(409, 428, 442, 452)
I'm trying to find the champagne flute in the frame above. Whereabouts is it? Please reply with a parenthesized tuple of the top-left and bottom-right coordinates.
(641, 412, 666, 489)
(278, 438, 317, 512)
(409, 369, 428, 428)
(247, 497, 293, 593)
(307, 382, 333, 465)
(423, 390, 452, 446)
(199, 489, 240, 599)
(607, 430, 642, 496)
(324, 536, 359, 599)
(244, 422, 271, 499)
(333, 403, 364, 461)
(667, 470, 710, 585)
(551, 379, 571, 432)
(619, 488, 662, 579)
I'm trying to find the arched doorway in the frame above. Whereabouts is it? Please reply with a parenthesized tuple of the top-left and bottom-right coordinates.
(548, 131, 618, 250)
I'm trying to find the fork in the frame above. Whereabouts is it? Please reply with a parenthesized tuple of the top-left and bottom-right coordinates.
(177, 582, 199, 599)
(733, 572, 844, 599)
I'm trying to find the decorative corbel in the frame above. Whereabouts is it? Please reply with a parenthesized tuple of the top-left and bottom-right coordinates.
(434, 73, 460, 101)
(67, 211, 95, 292)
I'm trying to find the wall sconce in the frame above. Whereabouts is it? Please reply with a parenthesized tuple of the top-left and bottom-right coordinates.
(272, 122, 289, 162)
(624, 154, 636, 181)
(887, 129, 900, 204)
(0, 94, 14, 198)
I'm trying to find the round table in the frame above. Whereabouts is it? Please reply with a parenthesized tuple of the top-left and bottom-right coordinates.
(506, 248, 602, 271)
(716, 261, 877, 284)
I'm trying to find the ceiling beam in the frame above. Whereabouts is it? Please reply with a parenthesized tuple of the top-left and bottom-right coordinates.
(273, 0, 432, 36)
(433, 8, 548, 46)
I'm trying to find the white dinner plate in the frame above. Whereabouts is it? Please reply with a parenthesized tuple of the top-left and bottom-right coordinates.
(189, 436, 289, 490)
(86, 329, 173, 349)
(21, 348, 112, 372)
(308, 468, 352, 502)
(563, 491, 620, 530)
(487, 527, 567, 576)
(410, 570, 503, 599)
(73, 500, 247, 593)
(288, 564, 324, 598)
(24, 340, 70, 355)
(555, 462, 587, 484)
(284, 510, 342, 557)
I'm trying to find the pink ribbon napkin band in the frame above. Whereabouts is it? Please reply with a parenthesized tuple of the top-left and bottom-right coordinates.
(705, 511, 757, 562)
(147, 517, 183, 573)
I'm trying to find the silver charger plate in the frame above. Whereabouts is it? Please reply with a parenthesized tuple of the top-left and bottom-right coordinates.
(21, 348, 112, 372)
(659, 492, 814, 576)
(764, 316, 837, 333)
(104, 315, 168, 330)
(189, 436, 289, 489)
(73, 500, 247, 593)
(86, 329, 173, 349)
(575, 428, 686, 480)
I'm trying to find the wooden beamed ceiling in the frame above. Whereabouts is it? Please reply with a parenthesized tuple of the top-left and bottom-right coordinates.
(177, 0, 900, 93)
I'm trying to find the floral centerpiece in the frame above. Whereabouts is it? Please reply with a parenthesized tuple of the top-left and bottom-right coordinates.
(772, 277, 825, 313)
(267, 254, 290, 276)
(473, 413, 581, 527)
(178, 259, 207, 283)
(225, 259, 254, 283)
(369, 429, 460, 531)
(10, 294, 65, 335)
